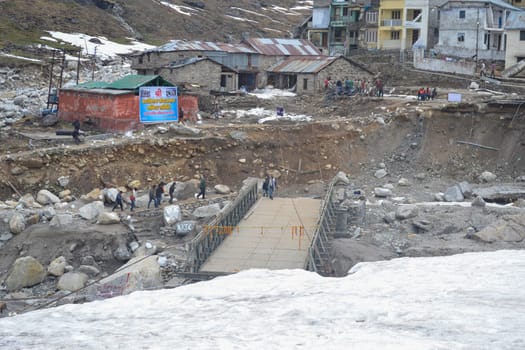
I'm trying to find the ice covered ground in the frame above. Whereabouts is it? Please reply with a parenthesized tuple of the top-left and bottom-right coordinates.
(224, 107, 312, 124)
(1, 250, 524, 349)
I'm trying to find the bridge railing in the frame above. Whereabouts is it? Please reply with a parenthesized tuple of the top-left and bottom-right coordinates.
(305, 178, 337, 276)
(185, 178, 259, 272)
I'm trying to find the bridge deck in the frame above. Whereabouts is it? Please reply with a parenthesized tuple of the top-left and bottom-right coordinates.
(199, 197, 321, 273)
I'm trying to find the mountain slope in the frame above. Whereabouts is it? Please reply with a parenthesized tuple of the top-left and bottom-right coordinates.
(0, 0, 312, 51)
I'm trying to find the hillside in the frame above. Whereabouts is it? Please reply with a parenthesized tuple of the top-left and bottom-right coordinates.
(0, 0, 312, 52)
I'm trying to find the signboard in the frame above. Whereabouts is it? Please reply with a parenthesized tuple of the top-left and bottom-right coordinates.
(139, 86, 178, 123)
(448, 92, 462, 103)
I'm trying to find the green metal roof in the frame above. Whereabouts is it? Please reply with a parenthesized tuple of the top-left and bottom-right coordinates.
(75, 81, 109, 89)
(105, 75, 173, 90)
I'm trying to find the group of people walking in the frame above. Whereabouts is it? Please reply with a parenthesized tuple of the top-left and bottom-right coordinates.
(324, 76, 384, 97)
(262, 175, 278, 200)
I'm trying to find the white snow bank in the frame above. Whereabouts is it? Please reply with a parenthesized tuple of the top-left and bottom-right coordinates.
(249, 88, 296, 99)
(224, 107, 312, 124)
(1, 250, 524, 349)
(0, 53, 42, 63)
(159, 1, 200, 16)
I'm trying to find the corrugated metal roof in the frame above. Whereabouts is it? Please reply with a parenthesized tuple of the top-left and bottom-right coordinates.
(167, 57, 209, 68)
(244, 38, 323, 56)
(60, 88, 133, 95)
(506, 11, 525, 29)
(74, 81, 109, 89)
(105, 75, 173, 90)
(150, 40, 257, 54)
(266, 56, 337, 73)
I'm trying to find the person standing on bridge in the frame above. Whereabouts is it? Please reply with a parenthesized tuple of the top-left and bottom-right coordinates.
(262, 175, 270, 197)
(268, 175, 277, 200)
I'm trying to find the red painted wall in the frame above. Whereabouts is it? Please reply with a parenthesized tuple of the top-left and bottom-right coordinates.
(58, 90, 199, 131)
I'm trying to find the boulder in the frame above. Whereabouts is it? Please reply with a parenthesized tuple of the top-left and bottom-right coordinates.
(57, 176, 70, 187)
(174, 180, 199, 200)
(50, 213, 73, 227)
(81, 188, 104, 203)
(175, 220, 197, 236)
(57, 272, 89, 292)
(374, 187, 392, 197)
(214, 184, 231, 194)
(113, 245, 131, 262)
(193, 203, 221, 218)
(479, 171, 497, 183)
(163, 205, 182, 225)
(40, 207, 57, 221)
(97, 212, 121, 225)
(79, 201, 105, 220)
(444, 185, 464, 202)
(471, 196, 486, 207)
(36, 189, 60, 205)
(374, 169, 387, 179)
(103, 188, 119, 203)
(516, 175, 525, 182)
(398, 178, 410, 186)
(9, 212, 26, 234)
(334, 171, 350, 185)
(18, 193, 40, 208)
(58, 189, 71, 199)
(128, 180, 141, 189)
(458, 181, 473, 198)
(93, 256, 162, 297)
(395, 205, 419, 220)
(6, 256, 46, 291)
(471, 215, 525, 243)
(48, 256, 67, 277)
(78, 265, 100, 277)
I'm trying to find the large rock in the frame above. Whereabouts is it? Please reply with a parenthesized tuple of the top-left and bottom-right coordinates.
(374, 187, 392, 197)
(57, 176, 70, 187)
(97, 212, 121, 225)
(174, 180, 199, 200)
(18, 193, 40, 209)
(458, 181, 473, 198)
(214, 184, 231, 194)
(40, 207, 56, 221)
(57, 272, 89, 292)
(50, 213, 73, 227)
(79, 201, 105, 220)
(48, 256, 67, 277)
(103, 188, 119, 203)
(334, 171, 350, 185)
(81, 188, 104, 203)
(9, 212, 26, 234)
(193, 203, 221, 218)
(479, 171, 497, 183)
(93, 256, 162, 297)
(444, 185, 464, 202)
(163, 205, 182, 225)
(395, 205, 419, 220)
(374, 169, 387, 179)
(6, 256, 46, 291)
(471, 215, 525, 242)
(175, 220, 197, 236)
(36, 189, 60, 205)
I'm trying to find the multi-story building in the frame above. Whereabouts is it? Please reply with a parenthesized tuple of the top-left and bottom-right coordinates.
(306, 0, 380, 54)
(434, 0, 523, 61)
(377, 0, 431, 50)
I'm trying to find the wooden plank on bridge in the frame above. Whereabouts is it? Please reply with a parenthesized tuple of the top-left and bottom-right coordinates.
(199, 197, 321, 273)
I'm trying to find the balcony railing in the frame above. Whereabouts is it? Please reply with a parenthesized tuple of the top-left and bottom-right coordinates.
(330, 15, 359, 26)
(381, 19, 402, 26)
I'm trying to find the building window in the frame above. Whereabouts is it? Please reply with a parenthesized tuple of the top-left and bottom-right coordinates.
(521, 30, 525, 41)
(303, 78, 308, 90)
(458, 33, 465, 42)
(334, 27, 346, 42)
(366, 11, 378, 23)
(391, 31, 400, 40)
(391, 10, 401, 20)
(459, 10, 465, 19)
(366, 29, 377, 43)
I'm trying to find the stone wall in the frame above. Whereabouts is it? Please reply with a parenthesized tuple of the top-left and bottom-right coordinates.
(159, 60, 223, 91)
(414, 49, 476, 76)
